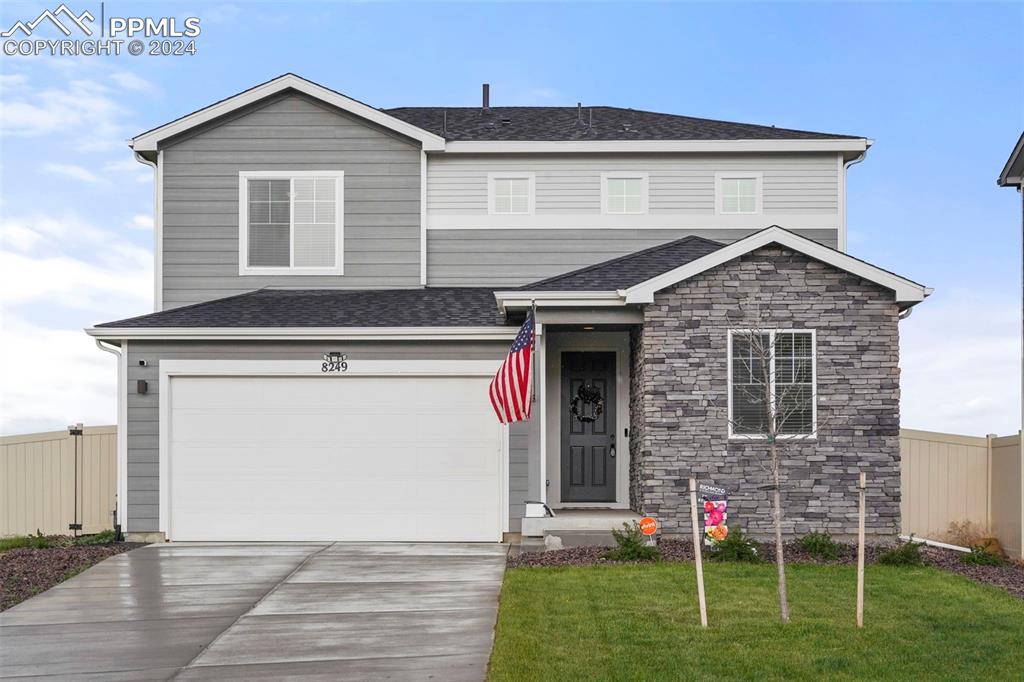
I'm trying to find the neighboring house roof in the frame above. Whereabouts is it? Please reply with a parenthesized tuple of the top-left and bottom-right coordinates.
(498, 226, 931, 311)
(998, 130, 1024, 187)
(93, 288, 506, 329)
(129, 74, 447, 153)
(385, 106, 861, 142)
(129, 73, 868, 154)
(521, 235, 725, 291)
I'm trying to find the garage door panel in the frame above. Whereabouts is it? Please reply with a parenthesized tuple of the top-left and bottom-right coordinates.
(166, 374, 504, 542)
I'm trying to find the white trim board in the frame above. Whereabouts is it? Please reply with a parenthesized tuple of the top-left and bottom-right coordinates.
(426, 213, 839, 231)
(441, 139, 872, 155)
(86, 326, 519, 341)
(131, 74, 446, 152)
(157, 359, 509, 540)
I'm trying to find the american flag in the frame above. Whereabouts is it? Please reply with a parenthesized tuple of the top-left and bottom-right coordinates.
(489, 311, 535, 424)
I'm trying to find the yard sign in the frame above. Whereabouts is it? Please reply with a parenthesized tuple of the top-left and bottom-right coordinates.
(698, 483, 728, 547)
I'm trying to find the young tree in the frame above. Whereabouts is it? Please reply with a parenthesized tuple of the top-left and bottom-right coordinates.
(728, 313, 818, 624)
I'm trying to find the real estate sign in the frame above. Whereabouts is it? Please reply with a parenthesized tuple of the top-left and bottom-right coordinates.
(698, 483, 728, 546)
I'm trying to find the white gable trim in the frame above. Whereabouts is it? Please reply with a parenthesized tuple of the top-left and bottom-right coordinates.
(623, 226, 931, 307)
(131, 74, 446, 152)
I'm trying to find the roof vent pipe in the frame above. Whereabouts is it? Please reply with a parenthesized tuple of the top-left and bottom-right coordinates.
(482, 83, 490, 113)
(577, 102, 582, 122)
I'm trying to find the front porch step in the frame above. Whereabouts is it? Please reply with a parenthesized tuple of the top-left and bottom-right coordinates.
(521, 509, 641, 538)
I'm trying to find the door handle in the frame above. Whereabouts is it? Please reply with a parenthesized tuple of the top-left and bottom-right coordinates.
(610, 434, 616, 458)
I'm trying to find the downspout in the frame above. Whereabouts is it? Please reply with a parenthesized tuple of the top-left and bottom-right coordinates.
(95, 339, 127, 540)
(134, 151, 161, 312)
(840, 149, 869, 253)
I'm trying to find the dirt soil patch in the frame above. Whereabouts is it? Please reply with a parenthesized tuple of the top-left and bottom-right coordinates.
(510, 538, 1024, 599)
(1, 543, 142, 611)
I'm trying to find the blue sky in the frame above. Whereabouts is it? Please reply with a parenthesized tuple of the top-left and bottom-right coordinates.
(0, 1, 1021, 435)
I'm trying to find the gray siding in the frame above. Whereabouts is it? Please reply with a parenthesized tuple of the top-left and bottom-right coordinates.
(125, 340, 528, 534)
(427, 153, 839, 215)
(161, 93, 422, 308)
(427, 228, 839, 287)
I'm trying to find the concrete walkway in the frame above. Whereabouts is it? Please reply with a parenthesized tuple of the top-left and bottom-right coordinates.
(0, 542, 508, 681)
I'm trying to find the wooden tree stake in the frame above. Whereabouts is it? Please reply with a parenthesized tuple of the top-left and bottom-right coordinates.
(856, 471, 866, 628)
(689, 477, 708, 627)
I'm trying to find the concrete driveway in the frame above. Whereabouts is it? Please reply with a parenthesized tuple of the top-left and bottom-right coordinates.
(0, 542, 508, 681)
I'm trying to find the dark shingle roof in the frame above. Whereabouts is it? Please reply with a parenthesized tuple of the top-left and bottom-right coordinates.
(520, 235, 726, 291)
(384, 106, 860, 142)
(95, 288, 507, 328)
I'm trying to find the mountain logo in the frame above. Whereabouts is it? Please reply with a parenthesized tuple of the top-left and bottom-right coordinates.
(2, 4, 95, 38)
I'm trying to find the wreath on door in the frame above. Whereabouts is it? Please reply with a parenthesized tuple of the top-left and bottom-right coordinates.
(570, 383, 605, 423)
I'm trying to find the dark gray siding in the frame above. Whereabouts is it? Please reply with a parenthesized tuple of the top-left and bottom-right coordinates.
(427, 228, 839, 287)
(161, 93, 422, 308)
(125, 340, 528, 534)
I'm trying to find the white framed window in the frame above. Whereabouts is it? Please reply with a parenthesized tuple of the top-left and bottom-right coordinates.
(488, 173, 534, 215)
(602, 173, 648, 214)
(716, 172, 762, 214)
(727, 329, 816, 439)
(238, 171, 344, 276)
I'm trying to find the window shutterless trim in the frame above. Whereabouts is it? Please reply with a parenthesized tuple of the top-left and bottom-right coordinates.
(600, 172, 649, 215)
(238, 170, 344, 276)
(715, 171, 763, 215)
(726, 328, 817, 440)
(487, 172, 535, 215)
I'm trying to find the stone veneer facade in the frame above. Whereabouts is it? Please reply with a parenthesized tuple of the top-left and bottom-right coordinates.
(629, 245, 902, 539)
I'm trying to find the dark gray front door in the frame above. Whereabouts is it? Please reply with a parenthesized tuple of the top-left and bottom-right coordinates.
(560, 351, 616, 503)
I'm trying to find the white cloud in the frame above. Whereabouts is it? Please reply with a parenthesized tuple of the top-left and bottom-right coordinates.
(129, 214, 154, 231)
(0, 316, 118, 435)
(110, 71, 155, 93)
(43, 162, 103, 183)
(0, 211, 152, 434)
(0, 73, 29, 89)
(0, 212, 152, 312)
(900, 293, 1020, 437)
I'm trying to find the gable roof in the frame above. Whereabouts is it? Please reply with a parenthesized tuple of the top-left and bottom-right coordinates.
(497, 226, 931, 311)
(130, 74, 869, 155)
(129, 74, 446, 152)
(91, 288, 507, 332)
(998, 130, 1024, 187)
(521, 235, 725, 291)
(386, 106, 861, 143)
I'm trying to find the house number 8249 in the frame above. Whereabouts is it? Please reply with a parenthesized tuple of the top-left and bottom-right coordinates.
(321, 353, 349, 373)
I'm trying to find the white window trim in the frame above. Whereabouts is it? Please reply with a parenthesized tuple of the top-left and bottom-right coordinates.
(727, 328, 817, 440)
(238, 170, 344, 276)
(715, 171, 763, 215)
(487, 172, 535, 215)
(601, 172, 649, 215)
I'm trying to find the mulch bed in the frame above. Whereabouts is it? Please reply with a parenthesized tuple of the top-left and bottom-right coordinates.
(509, 538, 1024, 599)
(1, 542, 142, 611)
(921, 547, 1024, 600)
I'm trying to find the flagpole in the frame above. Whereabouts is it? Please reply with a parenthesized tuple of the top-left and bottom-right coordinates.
(531, 299, 537, 405)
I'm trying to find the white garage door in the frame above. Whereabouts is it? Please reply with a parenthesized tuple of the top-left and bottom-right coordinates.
(165, 374, 505, 542)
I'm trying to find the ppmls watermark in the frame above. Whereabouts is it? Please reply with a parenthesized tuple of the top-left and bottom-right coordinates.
(2, 3, 201, 57)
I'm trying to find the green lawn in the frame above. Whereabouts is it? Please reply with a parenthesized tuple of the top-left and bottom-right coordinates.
(488, 563, 1024, 681)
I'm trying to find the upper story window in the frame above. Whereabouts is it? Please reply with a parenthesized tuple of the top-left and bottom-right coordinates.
(488, 173, 534, 214)
(728, 329, 816, 438)
(716, 172, 762, 214)
(239, 171, 344, 276)
(602, 173, 648, 214)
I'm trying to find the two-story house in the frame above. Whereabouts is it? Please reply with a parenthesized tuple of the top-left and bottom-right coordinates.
(88, 74, 930, 543)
